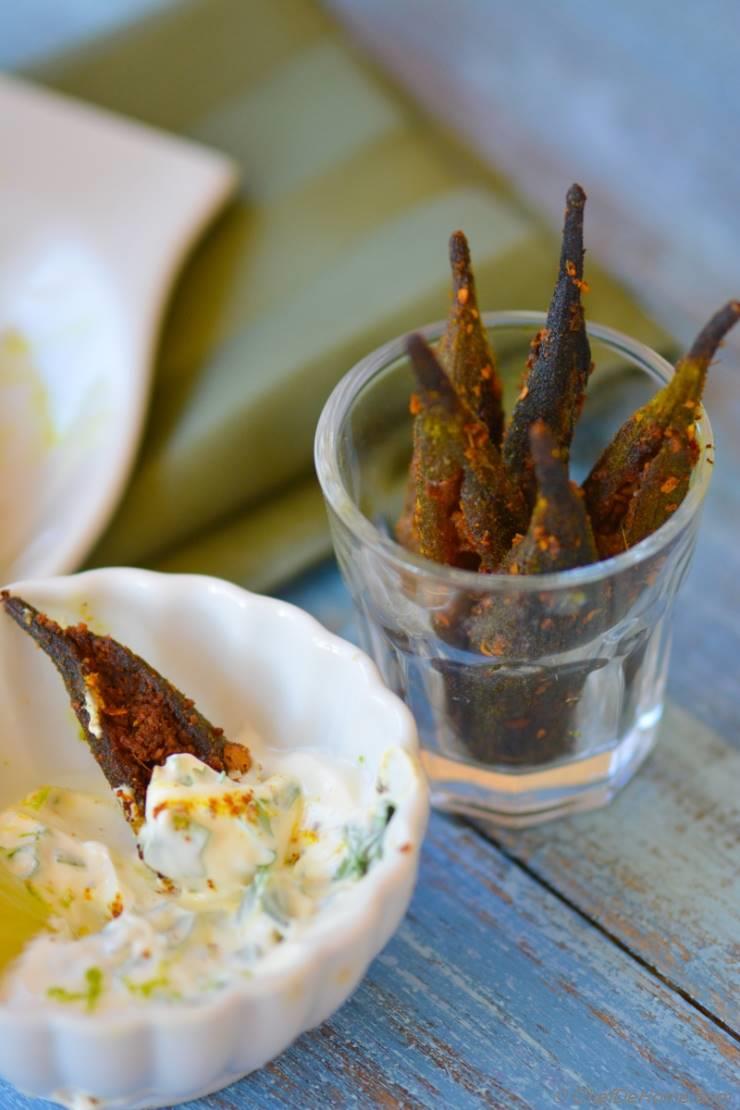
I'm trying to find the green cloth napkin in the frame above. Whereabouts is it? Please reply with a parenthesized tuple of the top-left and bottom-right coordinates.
(31, 0, 669, 592)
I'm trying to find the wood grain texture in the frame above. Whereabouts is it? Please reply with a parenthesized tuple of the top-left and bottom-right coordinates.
(3, 814, 736, 1109)
(489, 703, 740, 1032)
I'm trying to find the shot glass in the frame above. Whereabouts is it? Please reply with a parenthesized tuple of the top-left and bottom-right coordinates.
(314, 313, 712, 826)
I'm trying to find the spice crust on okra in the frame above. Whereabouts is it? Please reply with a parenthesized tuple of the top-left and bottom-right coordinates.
(396, 184, 738, 577)
(393, 185, 737, 767)
(0, 593, 251, 829)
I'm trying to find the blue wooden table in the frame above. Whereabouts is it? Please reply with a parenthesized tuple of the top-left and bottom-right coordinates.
(1, 2, 739, 1107)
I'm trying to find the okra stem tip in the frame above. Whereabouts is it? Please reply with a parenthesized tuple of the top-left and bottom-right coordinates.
(448, 229, 471, 268)
(566, 182, 586, 210)
(687, 300, 740, 363)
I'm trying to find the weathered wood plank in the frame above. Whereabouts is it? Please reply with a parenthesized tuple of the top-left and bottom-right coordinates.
(4, 812, 736, 1109)
(488, 701, 740, 1033)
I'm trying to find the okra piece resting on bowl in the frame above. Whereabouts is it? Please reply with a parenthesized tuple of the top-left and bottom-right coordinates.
(0, 585, 424, 1025)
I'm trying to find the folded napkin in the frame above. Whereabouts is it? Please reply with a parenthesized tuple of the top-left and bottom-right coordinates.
(31, 0, 669, 592)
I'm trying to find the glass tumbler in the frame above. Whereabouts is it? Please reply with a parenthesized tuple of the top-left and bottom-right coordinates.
(314, 313, 712, 826)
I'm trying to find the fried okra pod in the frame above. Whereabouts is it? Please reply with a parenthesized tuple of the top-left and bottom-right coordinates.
(584, 300, 740, 555)
(504, 184, 592, 506)
(437, 231, 506, 447)
(1, 594, 251, 830)
(406, 335, 526, 569)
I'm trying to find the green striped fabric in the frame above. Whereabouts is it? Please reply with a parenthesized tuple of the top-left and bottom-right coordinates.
(31, 0, 669, 590)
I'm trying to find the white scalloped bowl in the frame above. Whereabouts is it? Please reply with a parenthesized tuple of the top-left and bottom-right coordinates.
(0, 569, 428, 1109)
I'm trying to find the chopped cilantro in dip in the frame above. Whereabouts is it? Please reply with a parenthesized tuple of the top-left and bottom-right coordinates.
(47, 966, 104, 1012)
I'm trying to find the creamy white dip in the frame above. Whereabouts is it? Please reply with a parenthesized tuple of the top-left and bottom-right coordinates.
(0, 747, 397, 1014)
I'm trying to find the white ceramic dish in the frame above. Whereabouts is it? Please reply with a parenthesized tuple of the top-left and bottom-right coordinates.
(0, 568, 427, 1109)
(0, 76, 237, 584)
